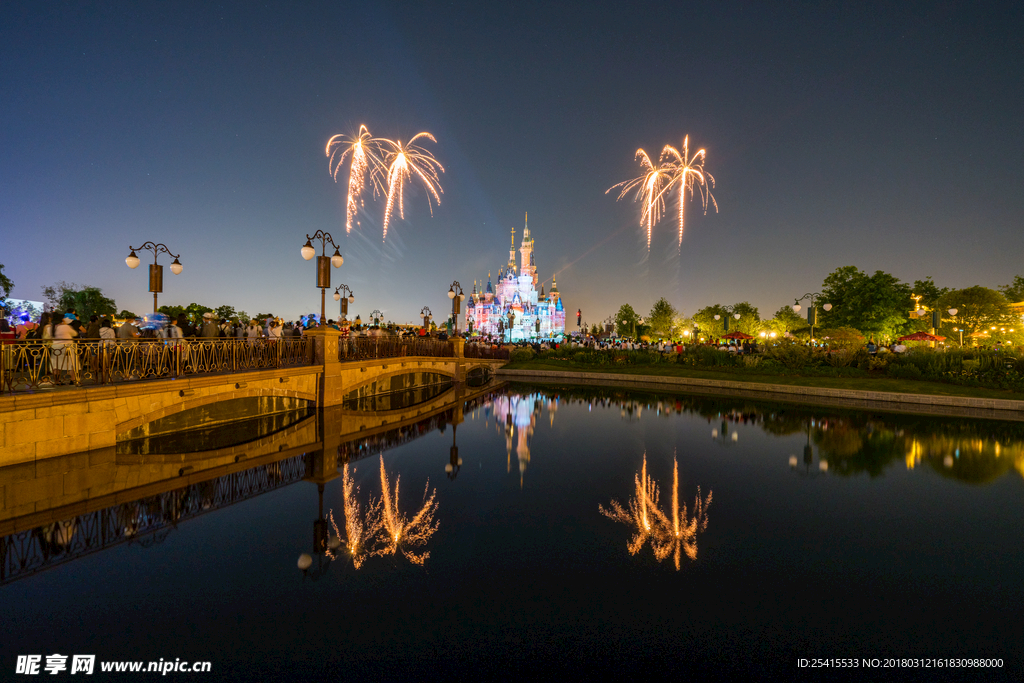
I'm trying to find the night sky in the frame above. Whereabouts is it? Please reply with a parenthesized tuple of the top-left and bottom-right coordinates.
(2, 1, 1022, 325)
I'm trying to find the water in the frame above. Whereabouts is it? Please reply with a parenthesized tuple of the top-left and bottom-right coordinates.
(3, 382, 1023, 680)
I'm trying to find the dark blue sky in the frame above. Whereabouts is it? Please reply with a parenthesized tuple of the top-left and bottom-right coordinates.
(2, 1, 1022, 324)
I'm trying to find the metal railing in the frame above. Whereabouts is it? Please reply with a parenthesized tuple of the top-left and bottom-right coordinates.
(337, 335, 454, 362)
(0, 456, 305, 585)
(0, 337, 314, 394)
(463, 343, 510, 360)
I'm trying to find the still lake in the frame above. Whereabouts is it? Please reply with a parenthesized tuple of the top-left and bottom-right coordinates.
(4, 381, 1023, 680)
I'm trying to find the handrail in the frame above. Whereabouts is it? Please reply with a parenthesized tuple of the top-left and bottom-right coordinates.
(0, 337, 314, 394)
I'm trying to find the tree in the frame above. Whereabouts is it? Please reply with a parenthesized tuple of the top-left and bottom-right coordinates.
(692, 304, 730, 337)
(237, 310, 251, 323)
(117, 309, 138, 320)
(729, 301, 760, 335)
(771, 305, 806, 333)
(158, 304, 186, 319)
(42, 281, 116, 319)
(185, 303, 213, 321)
(615, 304, 640, 338)
(215, 305, 236, 320)
(818, 266, 911, 341)
(999, 276, 1024, 303)
(590, 323, 600, 336)
(911, 276, 948, 310)
(647, 297, 677, 338)
(937, 287, 1013, 343)
(0, 263, 13, 301)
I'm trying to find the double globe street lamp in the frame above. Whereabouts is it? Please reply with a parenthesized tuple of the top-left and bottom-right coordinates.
(447, 281, 465, 335)
(300, 231, 344, 323)
(421, 306, 432, 330)
(332, 284, 354, 321)
(125, 242, 182, 313)
(792, 293, 832, 341)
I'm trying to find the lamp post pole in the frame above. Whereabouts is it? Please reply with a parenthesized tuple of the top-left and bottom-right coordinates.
(420, 306, 432, 331)
(447, 281, 465, 336)
(300, 231, 344, 323)
(792, 293, 832, 343)
(332, 284, 354, 321)
(125, 242, 182, 313)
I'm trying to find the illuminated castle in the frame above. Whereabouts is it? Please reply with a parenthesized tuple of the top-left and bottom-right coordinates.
(466, 214, 565, 341)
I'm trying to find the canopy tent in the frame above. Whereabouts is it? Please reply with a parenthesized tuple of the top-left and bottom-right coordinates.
(897, 331, 945, 342)
(721, 331, 755, 340)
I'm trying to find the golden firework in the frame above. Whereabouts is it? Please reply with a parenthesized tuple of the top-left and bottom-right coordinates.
(326, 125, 387, 234)
(326, 463, 382, 569)
(381, 133, 445, 242)
(606, 149, 672, 249)
(660, 135, 717, 248)
(374, 455, 440, 565)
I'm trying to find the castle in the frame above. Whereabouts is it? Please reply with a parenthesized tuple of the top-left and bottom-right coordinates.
(465, 214, 565, 341)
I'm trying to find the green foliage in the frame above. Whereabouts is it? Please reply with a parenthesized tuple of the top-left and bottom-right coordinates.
(999, 275, 1024, 303)
(510, 347, 536, 362)
(117, 309, 138, 319)
(819, 266, 912, 341)
(772, 305, 805, 332)
(729, 302, 761, 335)
(236, 310, 250, 323)
(819, 327, 865, 367)
(590, 323, 600, 336)
(215, 305, 236, 320)
(647, 297, 677, 338)
(615, 304, 640, 338)
(158, 304, 186, 319)
(936, 286, 1012, 341)
(185, 302, 213, 319)
(41, 282, 117, 320)
(765, 340, 815, 369)
(0, 263, 14, 300)
(692, 304, 729, 337)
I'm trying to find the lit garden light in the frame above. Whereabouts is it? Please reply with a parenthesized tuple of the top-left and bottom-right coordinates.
(792, 293, 831, 341)
(125, 242, 182, 312)
(333, 284, 354, 321)
(448, 281, 465, 335)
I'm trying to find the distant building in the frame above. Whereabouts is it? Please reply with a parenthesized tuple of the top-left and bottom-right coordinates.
(465, 214, 565, 341)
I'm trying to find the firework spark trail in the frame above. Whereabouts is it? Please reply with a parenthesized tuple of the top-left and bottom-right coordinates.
(601, 453, 711, 569)
(606, 149, 671, 249)
(326, 125, 387, 234)
(326, 463, 381, 569)
(659, 135, 718, 249)
(375, 455, 440, 565)
(381, 133, 444, 242)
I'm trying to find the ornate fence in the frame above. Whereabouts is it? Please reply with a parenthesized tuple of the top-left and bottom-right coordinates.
(0, 455, 306, 585)
(337, 336, 455, 362)
(464, 343, 510, 360)
(0, 337, 314, 394)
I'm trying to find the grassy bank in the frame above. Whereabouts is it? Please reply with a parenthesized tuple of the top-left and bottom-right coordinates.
(500, 358, 1024, 401)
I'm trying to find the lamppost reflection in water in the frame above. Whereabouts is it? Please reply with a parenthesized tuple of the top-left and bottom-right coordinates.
(600, 452, 712, 570)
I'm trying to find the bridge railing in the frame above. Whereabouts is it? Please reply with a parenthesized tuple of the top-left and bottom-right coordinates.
(337, 336, 454, 362)
(0, 337, 314, 394)
(463, 343, 510, 360)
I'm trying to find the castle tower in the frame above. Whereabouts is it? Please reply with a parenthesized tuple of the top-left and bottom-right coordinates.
(519, 212, 537, 287)
(508, 228, 517, 273)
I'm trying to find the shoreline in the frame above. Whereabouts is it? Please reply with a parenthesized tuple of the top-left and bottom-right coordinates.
(496, 368, 1024, 421)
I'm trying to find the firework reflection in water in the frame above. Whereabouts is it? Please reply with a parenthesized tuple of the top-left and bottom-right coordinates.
(374, 455, 440, 565)
(600, 453, 711, 569)
(326, 463, 381, 569)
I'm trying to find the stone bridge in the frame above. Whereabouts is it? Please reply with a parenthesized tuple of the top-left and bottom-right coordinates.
(0, 331, 505, 466)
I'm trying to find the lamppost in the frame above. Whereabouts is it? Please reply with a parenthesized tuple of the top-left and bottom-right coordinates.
(332, 284, 354, 321)
(370, 309, 383, 327)
(506, 308, 516, 342)
(300, 231, 344, 323)
(792, 293, 832, 342)
(447, 281, 465, 336)
(445, 424, 462, 481)
(125, 242, 182, 312)
(947, 308, 961, 346)
(420, 306, 432, 330)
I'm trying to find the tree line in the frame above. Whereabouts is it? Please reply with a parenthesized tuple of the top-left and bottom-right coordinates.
(608, 266, 1024, 345)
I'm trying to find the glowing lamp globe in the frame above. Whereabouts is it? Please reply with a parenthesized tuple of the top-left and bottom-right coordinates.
(792, 304, 801, 313)
(445, 464, 453, 474)
(125, 251, 140, 269)
(300, 240, 315, 261)
(714, 314, 720, 321)
(348, 295, 355, 304)
(733, 313, 741, 320)
(297, 553, 313, 570)
(170, 258, 183, 275)
(333, 292, 341, 301)
(448, 288, 455, 299)
(948, 308, 958, 316)
(331, 248, 344, 268)
(823, 303, 832, 311)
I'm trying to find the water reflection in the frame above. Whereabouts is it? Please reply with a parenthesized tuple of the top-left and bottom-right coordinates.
(327, 463, 380, 569)
(509, 382, 1024, 484)
(376, 455, 440, 565)
(600, 453, 711, 570)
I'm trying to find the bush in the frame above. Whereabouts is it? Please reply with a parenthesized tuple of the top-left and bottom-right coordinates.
(510, 348, 535, 363)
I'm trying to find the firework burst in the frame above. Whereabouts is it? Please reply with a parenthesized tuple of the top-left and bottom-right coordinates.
(600, 453, 711, 569)
(374, 455, 440, 565)
(381, 133, 444, 242)
(660, 135, 717, 249)
(326, 463, 381, 569)
(606, 149, 671, 249)
(326, 125, 387, 233)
